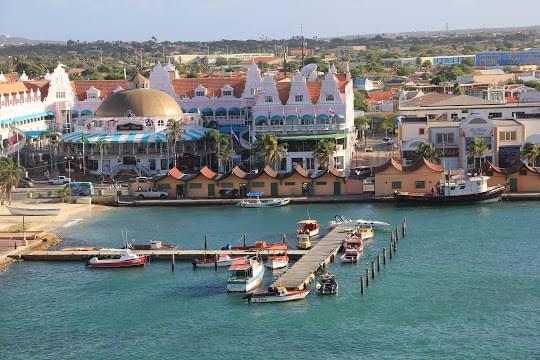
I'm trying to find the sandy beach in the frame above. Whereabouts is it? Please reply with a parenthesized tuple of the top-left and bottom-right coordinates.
(0, 201, 111, 233)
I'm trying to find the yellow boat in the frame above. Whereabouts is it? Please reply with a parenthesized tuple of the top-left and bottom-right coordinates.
(296, 236, 313, 250)
(355, 226, 374, 240)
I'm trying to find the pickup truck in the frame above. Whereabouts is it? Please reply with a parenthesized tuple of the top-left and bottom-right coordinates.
(48, 176, 71, 185)
(134, 188, 168, 200)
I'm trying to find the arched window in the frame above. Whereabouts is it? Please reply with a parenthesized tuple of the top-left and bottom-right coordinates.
(158, 119, 164, 126)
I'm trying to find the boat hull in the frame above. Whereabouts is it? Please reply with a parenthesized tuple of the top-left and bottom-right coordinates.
(393, 186, 505, 205)
(88, 256, 147, 268)
(7, 206, 61, 216)
(248, 289, 310, 303)
(239, 198, 290, 208)
(264, 258, 288, 270)
(296, 240, 312, 250)
(227, 266, 265, 292)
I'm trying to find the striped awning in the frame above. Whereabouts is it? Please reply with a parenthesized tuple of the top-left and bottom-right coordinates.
(0, 111, 53, 125)
(60, 129, 208, 144)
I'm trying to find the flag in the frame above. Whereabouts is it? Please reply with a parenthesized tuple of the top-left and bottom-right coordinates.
(81, 134, 90, 145)
(230, 128, 240, 144)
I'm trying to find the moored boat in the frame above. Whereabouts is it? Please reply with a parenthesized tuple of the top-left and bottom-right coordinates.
(354, 226, 374, 240)
(296, 236, 313, 250)
(316, 273, 338, 295)
(238, 192, 290, 208)
(193, 254, 246, 268)
(265, 254, 289, 270)
(7, 206, 61, 216)
(224, 241, 288, 252)
(329, 215, 389, 229)
(87, 249, 147, 268)
(246, 287, 310, 303)
(342, 236, 364, 252)
(394, 175, 505, 204)
(226, 256, 265, 292)
(297, 219, 320, 238)
(127, 240, 176, 250)
(340, 248, 361, 263)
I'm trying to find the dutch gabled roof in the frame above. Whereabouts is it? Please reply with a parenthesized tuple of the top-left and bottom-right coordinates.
(484, 160, 539, 175)
(373, 157, 443, 174)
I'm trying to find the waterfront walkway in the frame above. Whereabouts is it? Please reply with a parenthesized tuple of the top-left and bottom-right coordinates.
(270, 226, 348, 290)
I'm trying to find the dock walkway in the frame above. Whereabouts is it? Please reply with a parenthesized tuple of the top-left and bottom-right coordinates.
(270, 226, 348, 290)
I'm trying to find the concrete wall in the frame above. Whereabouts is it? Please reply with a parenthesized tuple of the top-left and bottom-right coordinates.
(375, 165, 443, 196)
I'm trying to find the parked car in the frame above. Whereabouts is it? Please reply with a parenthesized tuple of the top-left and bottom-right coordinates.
(365, 145, 374, 152)
(382, 137, 394, 145)
(48, 176, 71, 185)
(133, 188, 168, 200)
(219, 189, 239, 198)
(18, 177, 34, 188)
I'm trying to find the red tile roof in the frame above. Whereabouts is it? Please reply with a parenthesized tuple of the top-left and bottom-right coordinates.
(0, 82, 30, 96)
(172, 77, 246, 98)
(23, 81, 49, 100)
(506, 96, 518, 103)
(71, 80, 127, 100)
(365, 90, 394, 102)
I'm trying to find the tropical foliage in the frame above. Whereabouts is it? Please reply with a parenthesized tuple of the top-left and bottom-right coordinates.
(0, 157, 25, 204)
(467, 137, 489, 173)
(95, 139, 109, 179)
(416, 142, 440, 164)
(313, 140, 337, 169)
(253, 134, 287, 170)
(216, 133, 233, 172)
(520, 142, 540, 167)
(166, 119, 183, 168)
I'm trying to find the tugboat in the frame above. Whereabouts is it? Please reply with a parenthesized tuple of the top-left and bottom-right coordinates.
(226, 256, 265, 292)
(394, 175, 505, 204)
(316, 273, 338, 295)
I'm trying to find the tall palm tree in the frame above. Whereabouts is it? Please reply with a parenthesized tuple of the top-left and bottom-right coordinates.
(166, 119, 183, 168)
(95, 139, 110, 182)
(520, 142, 539, 167)
(467, 137, 488, 174)
(0, 157, 24, 204)
(416, 142, 440, 164)
(204, 129, 220, 170)
(217, 134, 232, 172)
(254, 134, 287, 170)
(313, 140, 337, 169)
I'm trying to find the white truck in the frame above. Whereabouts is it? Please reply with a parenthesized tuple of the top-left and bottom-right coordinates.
(133, 188, 168, 200)
(48, 176, 71, 185)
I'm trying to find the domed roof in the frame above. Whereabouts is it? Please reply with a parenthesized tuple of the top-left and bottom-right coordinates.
(95, 88, 182, 117)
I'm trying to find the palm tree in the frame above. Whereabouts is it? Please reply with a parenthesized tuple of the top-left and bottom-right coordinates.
(203, 129, 220, 170)
(520, 142, 539, 167)
(166, 119, 183, 168)
(216, 134, 232, 172)
(416, 142, 440, 164)
(313, 140, 337, 169)
(0, 157, 24, 204)
(95, 139, 109, 182)
(254, 134, 287, 170)
(467, 137, 488, 173)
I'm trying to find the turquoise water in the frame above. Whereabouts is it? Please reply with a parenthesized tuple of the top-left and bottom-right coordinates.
(1, 203, 539, 359)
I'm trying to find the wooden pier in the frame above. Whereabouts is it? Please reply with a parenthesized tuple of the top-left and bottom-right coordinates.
(11, 249, 307, 262)
(270, 226, 348, 290)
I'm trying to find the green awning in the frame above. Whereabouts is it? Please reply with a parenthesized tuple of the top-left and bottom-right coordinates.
(276, 133, 346, 141)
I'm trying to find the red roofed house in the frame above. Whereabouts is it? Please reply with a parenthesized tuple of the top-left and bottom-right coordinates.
(365, 90, 396, 112)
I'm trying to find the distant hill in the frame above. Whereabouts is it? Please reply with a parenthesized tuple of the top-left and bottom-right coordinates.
(0, 34, 65, 46)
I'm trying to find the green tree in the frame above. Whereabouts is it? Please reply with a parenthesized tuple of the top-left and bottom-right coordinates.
(215, 57, 228, 66)
(354, 116, 369, 139)
(216, 133, 232, 172)
(520, 142, 539, 167)
(253, 134, 287, 170)
(380, 114, 395, 137)
(416, 142, 440, 164)
(396, 66, 415, 77)
(467, 137, 489, 173)
(422, 60, 432, 69)
(203, 129, 220, 170)
(166, 119, 183, 168)
(0, 157, 24, 204)
(95, 139, 110, 181)
(313, 140, 337, 169)
(353, 90, 369, 111)
(453, 82, 462, 95)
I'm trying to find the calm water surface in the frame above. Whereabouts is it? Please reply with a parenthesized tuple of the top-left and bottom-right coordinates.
(1, 203, 539, 359)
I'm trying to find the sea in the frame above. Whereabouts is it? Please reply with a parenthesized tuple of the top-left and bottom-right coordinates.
(0, 202, 539, 359)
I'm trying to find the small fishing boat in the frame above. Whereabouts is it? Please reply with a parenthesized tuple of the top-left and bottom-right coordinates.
(193, 254, 247, 268)
(340, 248, 361, 263)
(127, 240, 176, 250)
(342, 236, 364, 252)
(238, 192, 290, 208)
(354, 226, 374, 240)
(297, 219, 320, 238)
(246, 287, 310, 303)
(316, 273, 338, 295)
(296, 235, 313, 250)
(87, 249, 148, 269)
(226, 256, 265, 292)
(265, 253, 289, 270)
(7, 206, 61, 216)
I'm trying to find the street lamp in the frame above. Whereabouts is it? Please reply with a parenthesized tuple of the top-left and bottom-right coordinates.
(64, 156, 74, 182)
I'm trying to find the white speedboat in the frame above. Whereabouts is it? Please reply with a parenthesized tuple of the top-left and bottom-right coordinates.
(329, 215, 389, 229)
(316, 273, 338, 295)
(247, 287, 310, 303)
(227, 256, 265, 292)
(356, 218, 390, 228)
(238, 192, 290, 208)
(7, 206, 61, 216)
(340, 248, 361, 263)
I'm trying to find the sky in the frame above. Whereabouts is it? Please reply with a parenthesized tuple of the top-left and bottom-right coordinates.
(1, 0, 539, 42)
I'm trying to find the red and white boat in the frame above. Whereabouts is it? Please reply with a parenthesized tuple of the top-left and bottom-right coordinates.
(247, 287, 310, 303)
(342, 235, 364, 251)
(87, 249, 148, 268)
(340, 248, 361, 263)
(192, 254, 246, 268)
(265, 254, 289, 270)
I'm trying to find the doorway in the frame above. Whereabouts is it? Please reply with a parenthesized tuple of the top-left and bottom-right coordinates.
(271, 183, 278, 197)
(509, 178, 518, 192)
(333, 181, 341, 195)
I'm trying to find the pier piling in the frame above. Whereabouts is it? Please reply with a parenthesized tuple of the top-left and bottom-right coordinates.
(395, 226, 399, 242)
(376, 255, 380, 272)
(402, 217, 407, 237)
(214, 254, 218, 271)
(371, 261, 375, 279)
(360, 276, 364, 295)
(389, 240, 393, 259)
(365, 268, 369, 287)
(171, 253, 175, 272)
(383, 247, 386, 264)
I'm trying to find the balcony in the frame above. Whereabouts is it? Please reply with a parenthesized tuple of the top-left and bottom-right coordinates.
(255, 123, 347, 134)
